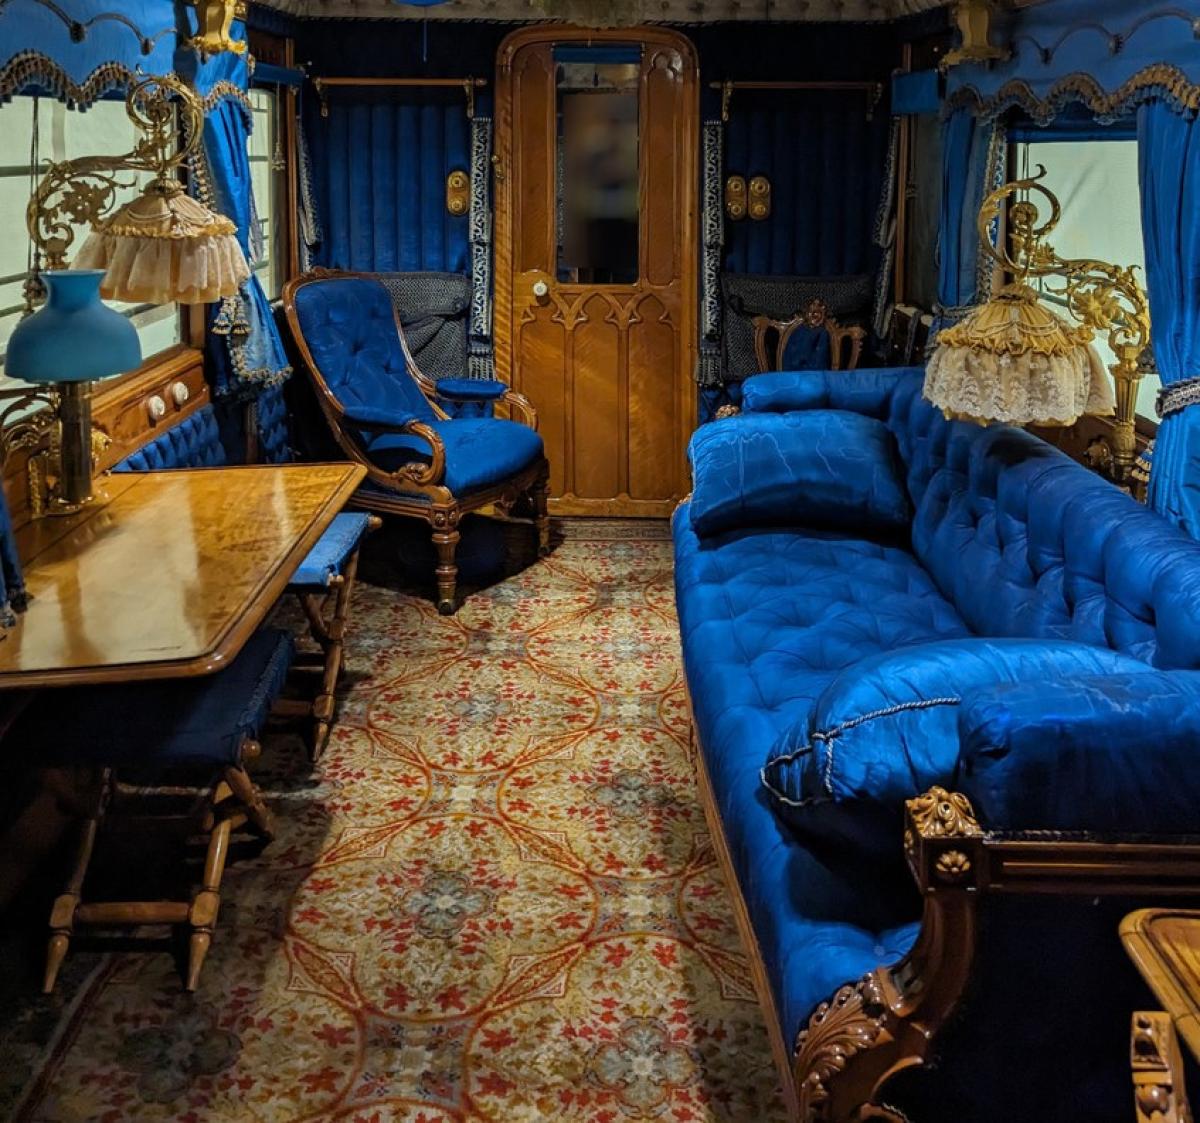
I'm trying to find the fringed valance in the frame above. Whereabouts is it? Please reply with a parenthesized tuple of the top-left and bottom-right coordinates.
(946, 64, 1200, 125)
(946, 1, 1200, 124)
(0, 52, 135, 107)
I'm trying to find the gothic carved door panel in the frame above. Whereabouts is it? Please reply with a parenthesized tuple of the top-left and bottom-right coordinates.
(495, 27, 697, 516)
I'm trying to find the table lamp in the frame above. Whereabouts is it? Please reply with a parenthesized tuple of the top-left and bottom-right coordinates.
(924, 168, 1151, 481)
(1, 73, 249, 515)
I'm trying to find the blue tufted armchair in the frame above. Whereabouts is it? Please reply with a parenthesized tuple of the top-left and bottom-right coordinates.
(283, 270, 551, 614)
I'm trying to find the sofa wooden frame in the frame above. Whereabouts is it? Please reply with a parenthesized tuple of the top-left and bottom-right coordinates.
(689, 710, 1200, 1121)
(282, 268, 551, 614)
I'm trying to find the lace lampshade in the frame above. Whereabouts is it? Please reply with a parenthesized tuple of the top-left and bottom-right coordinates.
(74, 181, 249, 305)
(924, 282, 1115, 427)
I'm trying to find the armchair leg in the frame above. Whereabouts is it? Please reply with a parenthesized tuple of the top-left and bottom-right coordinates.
(533, 462, 551, 557)
(432, 523, 460, 615)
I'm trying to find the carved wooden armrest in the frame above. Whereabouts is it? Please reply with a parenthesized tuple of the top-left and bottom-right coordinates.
(501, 388, 539, 432)
(331, 405, 448, 491)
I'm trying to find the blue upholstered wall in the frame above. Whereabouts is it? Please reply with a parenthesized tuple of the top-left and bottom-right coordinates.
(307, 92, 473, 274)
(721, 91, 891, 278)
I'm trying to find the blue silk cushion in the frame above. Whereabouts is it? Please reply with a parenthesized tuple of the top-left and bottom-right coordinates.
(687, 411, 912, 538)
(761, 637, 1155, 859)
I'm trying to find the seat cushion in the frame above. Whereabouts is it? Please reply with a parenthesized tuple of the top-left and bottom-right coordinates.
(14, 629, 295, 771)
(366, 418, 543, 495)
(673, 511, 966, 1039)
(289, 512, 375, 589)
(688, 411, 912, 538)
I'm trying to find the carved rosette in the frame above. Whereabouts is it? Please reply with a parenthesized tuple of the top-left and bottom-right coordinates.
(794, 973, 890, 1122)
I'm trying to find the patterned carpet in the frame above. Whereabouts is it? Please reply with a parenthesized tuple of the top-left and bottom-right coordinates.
(7, 519, 786, 1123)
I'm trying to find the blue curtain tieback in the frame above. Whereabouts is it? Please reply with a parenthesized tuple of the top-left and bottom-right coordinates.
(1157, 377, 1200, 419)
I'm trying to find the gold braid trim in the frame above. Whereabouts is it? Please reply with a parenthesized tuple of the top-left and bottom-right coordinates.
(946, 63, 1200, 124)
(199, 79, 252, 115)
(0, 52, 136, 107)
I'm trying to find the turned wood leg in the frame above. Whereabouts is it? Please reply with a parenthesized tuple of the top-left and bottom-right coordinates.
(186, 808, 233, 992)
(1132, 1011, 1192, 1123)
(224, 755, 275, 841)
(44, 770, 109, 993)
(533, 463, 551, 557)
(432, 526, 460, 615)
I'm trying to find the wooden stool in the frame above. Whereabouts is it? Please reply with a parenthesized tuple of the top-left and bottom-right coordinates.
(12, 628, 294, 993)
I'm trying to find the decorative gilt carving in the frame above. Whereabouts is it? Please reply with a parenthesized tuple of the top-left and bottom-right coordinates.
(188, 0, 247, 58)
(446, 169, 470, 216)
(795, 975, 891, 1122)
(907, 787, 983, 840)
(714, 404, 741, 420)
(934, 849, 972, 883)
(942, 0, 1010, 71)
(725, 175, 747, 221)
(747, 175, 771, 221)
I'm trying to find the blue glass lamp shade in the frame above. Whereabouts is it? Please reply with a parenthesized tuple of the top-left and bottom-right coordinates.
(7, 270, 141, 383)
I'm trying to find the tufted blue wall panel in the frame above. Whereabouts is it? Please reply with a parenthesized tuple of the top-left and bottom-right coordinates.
(722, 91, 890, 277)
(311, 93, 471, 274)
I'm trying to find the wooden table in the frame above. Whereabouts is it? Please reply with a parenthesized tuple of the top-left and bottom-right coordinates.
(0, 463, 365, 689)
(1122, 909, 1200, 1123)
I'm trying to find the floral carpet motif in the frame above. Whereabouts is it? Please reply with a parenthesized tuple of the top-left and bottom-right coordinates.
(9, 520, 786, 1123)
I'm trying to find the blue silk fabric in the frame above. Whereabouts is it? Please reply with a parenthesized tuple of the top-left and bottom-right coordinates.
(291, 276, 543, 496)
(687, 412, 912, 538)
(674, 364, 1200, 1049)
(762, 638, 1152, 860)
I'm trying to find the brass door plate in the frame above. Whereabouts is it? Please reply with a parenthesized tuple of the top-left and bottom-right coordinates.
(748, 175, 771, 221)
(446, 169, 470, 216)
(724, 175, 747, 221)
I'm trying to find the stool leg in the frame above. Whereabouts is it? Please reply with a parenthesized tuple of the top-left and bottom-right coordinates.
(44, 770, 108, 993)
(432, 525, 460, 616)
(314, 545, 359, 758)
(224, 755, 275, 842)
(186, 805, 232, 993)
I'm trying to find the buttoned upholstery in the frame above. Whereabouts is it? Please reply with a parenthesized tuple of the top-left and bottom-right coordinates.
(291, 277, 436, 429)
(675, 364, 1200, 1074)
(119, 408, 229, 471)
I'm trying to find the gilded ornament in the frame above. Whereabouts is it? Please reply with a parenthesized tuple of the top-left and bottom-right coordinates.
(942, 0, 1010, 70)
(188, 0, 247, 58)
(935, 850, 972, 883)
(724, 175, 747, 221)
(747, 175, 771, 221)
(907, 787, 982, 840)
(446, 169, 470, 216)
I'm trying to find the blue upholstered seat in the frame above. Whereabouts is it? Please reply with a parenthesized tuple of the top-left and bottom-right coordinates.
(674, 517, 965, 1034)
(290, 277, 545, 495)
(290, 512, 377, 588)
(676, 364, 1200, 1070)
(14, 628, 295, 770)
(366, 418, 544, 494)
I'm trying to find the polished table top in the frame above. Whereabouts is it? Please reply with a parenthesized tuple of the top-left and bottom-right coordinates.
(1123, 908, 1200, 1062)
(0, 463, 365, 689)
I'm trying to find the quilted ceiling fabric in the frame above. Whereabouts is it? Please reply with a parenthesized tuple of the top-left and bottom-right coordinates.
(6, 521, 787, 1122)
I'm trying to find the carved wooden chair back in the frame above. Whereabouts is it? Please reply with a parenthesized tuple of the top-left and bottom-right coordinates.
(752, 298, 867, 374)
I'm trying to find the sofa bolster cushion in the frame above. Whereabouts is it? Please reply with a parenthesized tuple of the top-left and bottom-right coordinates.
(741, 368, 922, 417)
(958, 671, 1200, 835)
(761, 638, 1154, 859)
(687, 411, 912, 538)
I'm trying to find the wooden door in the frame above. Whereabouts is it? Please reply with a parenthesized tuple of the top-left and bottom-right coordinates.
(495, 27, 698, 517)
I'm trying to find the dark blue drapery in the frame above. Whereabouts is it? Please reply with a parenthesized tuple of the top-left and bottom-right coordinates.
(722, 92, 889, 277)
(311, 95, 471, 273)
(931, 109, 996, 339)
(1140, 103, 1200, 534)
(201, 98, 291, 399)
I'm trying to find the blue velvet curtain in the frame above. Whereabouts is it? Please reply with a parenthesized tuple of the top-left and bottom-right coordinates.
(0, 484, 26, 627)
(1139, 103, 1200, 535)
(311, 95, 471, 273)
(201, 98, 291, 400)
(930, 109, 997, 339)
(722, 91, 889, 277)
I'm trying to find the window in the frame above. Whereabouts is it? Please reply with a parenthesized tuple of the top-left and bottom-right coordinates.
(0, 95, 183, 383)
(248, 86, 289, 300)
(1012, 138, 1156, 419)
(901, 113, 943, 312)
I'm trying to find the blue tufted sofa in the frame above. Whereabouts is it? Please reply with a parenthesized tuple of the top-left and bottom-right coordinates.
(674, 365, 1200, 1122)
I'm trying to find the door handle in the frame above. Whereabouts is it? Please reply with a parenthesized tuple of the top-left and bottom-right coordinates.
(532, 279, 550, 303)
